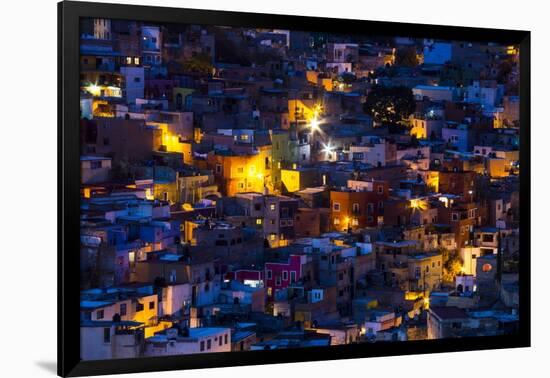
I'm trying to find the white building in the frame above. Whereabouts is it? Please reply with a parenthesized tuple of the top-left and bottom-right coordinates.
(363, 310, 401, 336)
(93, 18, 111, 40)
(81, 156, 111, 184)
(412, 85, 453, 102)
(160, 283, 192, 317)
(80, 321, 144, 360)
(349, 136, 396, 167)
(465, 81, 504, 110)
(141, 26, 162, 66)
(120, 66, 145, 104)
(144, 327, 231, 356)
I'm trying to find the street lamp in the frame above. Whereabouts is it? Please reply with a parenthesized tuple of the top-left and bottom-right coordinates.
(321, 141, 335, 160)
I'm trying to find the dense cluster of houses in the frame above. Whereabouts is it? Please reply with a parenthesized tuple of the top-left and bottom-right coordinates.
(79, 18, 520, 360)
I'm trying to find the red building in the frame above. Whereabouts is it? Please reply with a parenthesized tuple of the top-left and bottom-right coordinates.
(265, 255, 303, 300)
(225, 269, 263, 284)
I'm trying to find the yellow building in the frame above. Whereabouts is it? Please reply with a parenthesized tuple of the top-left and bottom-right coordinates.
(148, 122, 193, 164)
(319, 78, 333, 92)
(288, 99, 316, 123)
(423, 170, 439, 192)
(153, 181, 178, 203)
(281, 167, 318, 193)
(410, 118, 428, 139)
(281, 169, 301, 193)
(207, 145, 272, 197)
(407, 254, 443, 293)
(306, 70, 319, 85)
(130, 294, 168, 338)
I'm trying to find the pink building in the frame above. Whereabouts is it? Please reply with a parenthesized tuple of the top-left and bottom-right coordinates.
(265, 255, 303, 300)
(225, 269, 263, 284)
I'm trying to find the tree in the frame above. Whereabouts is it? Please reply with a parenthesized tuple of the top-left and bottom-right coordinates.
(496, 60, 513, 84)
(441, 248, 463, 283)
(182, 53, 213, 75)
(395, 46, 419, 67)
(363, 85, 416, 125)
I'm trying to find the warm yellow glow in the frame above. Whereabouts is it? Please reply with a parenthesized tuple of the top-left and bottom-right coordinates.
(314, 103, 323, 114)
(405, 291, 423, 301)
(256, 218, 262, 225)
(181, 203, 194, 211)
(309, 117, 320, 133)
(409, 198, 428, 211)
(281, 169, 300, 193)
(145, 188, 154, 200)
(86, 83, 101, 96)
(85, 83, 122, 98)
(83, 188, 91, 198)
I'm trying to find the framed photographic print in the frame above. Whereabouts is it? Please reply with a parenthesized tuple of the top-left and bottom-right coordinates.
(58, 1, 530, 376)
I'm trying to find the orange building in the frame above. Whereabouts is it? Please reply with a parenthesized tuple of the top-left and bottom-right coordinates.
(330, 181, 389, 231)
(207, 145, 272, 197)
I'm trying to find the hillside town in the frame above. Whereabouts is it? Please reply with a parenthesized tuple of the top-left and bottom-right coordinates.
(79, 18, 521, 360)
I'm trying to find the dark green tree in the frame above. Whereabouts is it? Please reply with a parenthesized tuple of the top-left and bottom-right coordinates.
(182, 53, 213, 75)
(395, 46, 419, 67)
(363, 85, 416, 125)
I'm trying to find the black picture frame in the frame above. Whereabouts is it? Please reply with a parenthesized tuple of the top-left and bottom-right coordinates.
(58, 1, 531, 376)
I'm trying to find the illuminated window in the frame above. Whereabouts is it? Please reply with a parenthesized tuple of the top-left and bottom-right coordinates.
(270, 204, 276, 211)
(126, 56, 132, 65)
(134, 57, 140, 65)
(270, 233, 276, 240)
(352, 218, 359, 226)
(334, 218, 340, 225)
(256, 218, 262, 225)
